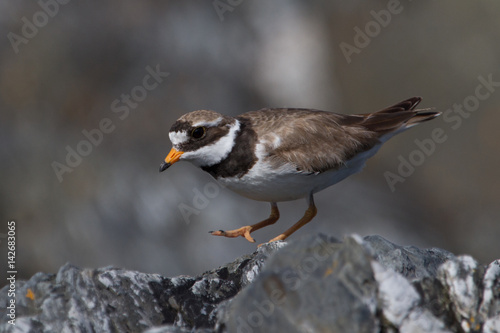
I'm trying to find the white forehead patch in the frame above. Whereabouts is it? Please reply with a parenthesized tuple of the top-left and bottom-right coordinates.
(192, 117, 223, 128)
(169, 131, 189, 146)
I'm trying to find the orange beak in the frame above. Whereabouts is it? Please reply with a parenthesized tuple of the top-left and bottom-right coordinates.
(159, 148, 184, 172)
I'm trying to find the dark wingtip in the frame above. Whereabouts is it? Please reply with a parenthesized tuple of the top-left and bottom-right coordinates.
(376, 97, 423, 114)
(159, 162, 171, 173)
(408, 110, 442, 125)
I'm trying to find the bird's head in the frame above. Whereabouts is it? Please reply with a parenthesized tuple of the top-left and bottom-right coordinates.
(159, 110, 240, 172)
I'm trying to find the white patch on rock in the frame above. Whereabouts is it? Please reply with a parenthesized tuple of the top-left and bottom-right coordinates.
(170, 276, 191, 287)
(371, 261, 420, 326)
(190, 277, 222, 297)
(400, 309, 453, 333)
(349, 233, 364, 245)
(98, 274, 114, 288)
(438, 255, 480, 331)
(12, 318, 34, 332)
(480, 260, 500, 319)
(245, 264, 261, 284)
(483, 315, 500, 333)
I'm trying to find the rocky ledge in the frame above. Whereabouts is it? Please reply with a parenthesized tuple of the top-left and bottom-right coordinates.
(1, 234, 499, 333)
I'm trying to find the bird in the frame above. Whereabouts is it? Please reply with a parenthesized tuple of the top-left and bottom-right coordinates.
(159, 97, 440, 245)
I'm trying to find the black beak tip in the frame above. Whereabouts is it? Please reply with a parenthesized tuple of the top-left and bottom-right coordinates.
(159, 162, 171, 173)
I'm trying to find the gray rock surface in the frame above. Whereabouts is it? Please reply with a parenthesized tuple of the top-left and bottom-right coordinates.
(1, 234, 499, 333)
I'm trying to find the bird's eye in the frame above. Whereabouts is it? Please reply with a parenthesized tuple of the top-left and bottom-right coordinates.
(191, 127, 206, 139)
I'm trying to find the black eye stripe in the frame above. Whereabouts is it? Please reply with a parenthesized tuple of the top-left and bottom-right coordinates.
(191, 127, 206, 139)
(177, 125, 230, 152)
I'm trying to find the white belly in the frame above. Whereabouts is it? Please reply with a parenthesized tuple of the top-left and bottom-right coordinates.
(217, 143, 381, 202)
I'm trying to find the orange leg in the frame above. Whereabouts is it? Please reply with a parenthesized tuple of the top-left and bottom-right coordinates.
(210, 203, 279, 243)
(262, 194, 317, 246)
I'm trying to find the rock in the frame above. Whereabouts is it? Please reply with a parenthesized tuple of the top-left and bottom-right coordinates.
(216, 234, 457, 333)
(0, 241, 285, 333)
(1, 234, 499, 333)
(217, 234, 379, 333)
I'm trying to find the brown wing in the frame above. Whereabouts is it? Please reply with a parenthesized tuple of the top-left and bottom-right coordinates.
(238, 108, 376, 173)
(239, 97, 439, 173)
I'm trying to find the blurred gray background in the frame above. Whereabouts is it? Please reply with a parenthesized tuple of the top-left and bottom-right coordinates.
(1, 0, 499, 281)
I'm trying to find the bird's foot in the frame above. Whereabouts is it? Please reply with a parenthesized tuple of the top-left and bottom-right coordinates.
(209, 226, 255, 243)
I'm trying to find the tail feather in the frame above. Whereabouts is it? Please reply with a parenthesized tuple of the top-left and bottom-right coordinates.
(377, 96, 422, 113)
(405, 110, 442, 127)
(358, 97, 441, 135)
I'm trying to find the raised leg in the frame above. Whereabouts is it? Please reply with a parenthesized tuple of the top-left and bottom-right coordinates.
(265, 194, 317, 244)
(210, 202, 279, 243)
